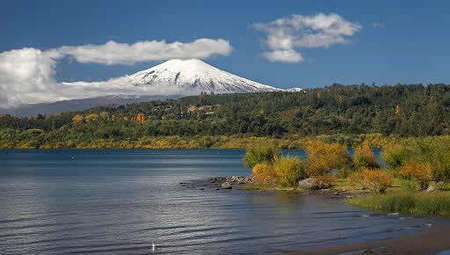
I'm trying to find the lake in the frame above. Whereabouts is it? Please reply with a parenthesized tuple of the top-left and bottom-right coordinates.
(0, 150, 437, 254)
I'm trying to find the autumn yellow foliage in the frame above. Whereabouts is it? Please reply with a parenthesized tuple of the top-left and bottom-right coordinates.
(252, 162, 277, 184)
(353, 142, 379, 169)
(72, 114, 84, 123)
(135, 113, 146, 124)
(274, 156, 306, 186)
(306, 141, 350, 176)
(85, 113, 99, 122)
(399, 161, 432, 190)
(349, 169, 393, 193)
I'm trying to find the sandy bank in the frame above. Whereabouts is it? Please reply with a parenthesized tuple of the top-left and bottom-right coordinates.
(287, 225, 450, 255)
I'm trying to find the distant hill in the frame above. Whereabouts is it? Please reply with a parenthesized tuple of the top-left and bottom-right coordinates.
(0, 95, 177, 117)
(0, 84, 448, 149)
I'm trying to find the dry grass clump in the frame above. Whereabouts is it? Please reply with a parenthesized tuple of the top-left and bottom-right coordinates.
(311, 176, 338, 189)
(383, 141, 450, 182)
(251, 156, 306, 187)
(306, 141, 351, 176)
(353, 143, 379, 169)
(398, 161, 432, 190)
(382, 144, 412, 169)
(252, 162, 277, 184)
(349, 169, 393, 193)
(274, 156, 306, 187)
(243, 144, 280, 169)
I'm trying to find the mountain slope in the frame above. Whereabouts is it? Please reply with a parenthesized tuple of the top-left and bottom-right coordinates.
(117, 59, 280, 93)
(0, 95, 177, 117)
(2, 59, 292, 116)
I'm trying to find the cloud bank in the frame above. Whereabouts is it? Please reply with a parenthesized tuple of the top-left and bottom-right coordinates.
(0, 38, 232, 108)
(55, 38, 232, 65)
(254, 13, 361, 63)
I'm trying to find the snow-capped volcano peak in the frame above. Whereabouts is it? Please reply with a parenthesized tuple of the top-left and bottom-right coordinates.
(125, 58, 279, 93)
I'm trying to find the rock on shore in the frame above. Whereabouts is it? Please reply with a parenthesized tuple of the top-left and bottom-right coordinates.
(208, 176, 254, 189)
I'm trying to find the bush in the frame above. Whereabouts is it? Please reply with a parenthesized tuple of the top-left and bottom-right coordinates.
(353, 143, 379, 169)
(382, 144, 411, 169)
(349, 169, 393, 193)
(243, 144, 280, 169)
(383, 141, 450, 182)
(424, 143, 450, 182)
(274, 156, 306, 187)
(306, 141, 351, 176)
(252, 162, 277, 184)
(398, 161, 432, 190)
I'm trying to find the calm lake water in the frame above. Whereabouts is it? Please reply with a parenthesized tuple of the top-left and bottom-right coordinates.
(0, 150, 438, 254)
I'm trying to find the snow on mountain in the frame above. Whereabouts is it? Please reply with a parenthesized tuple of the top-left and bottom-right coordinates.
(286, 87, 304, 92)
(8, 59, 302, 115)
(122, 58, 280, 93)
(63, 59, 294, 96)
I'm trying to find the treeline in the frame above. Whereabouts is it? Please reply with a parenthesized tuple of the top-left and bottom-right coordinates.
(0, 84, 449, 149)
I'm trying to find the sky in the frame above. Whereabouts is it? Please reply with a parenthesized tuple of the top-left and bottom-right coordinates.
(1, 0, 450, 107)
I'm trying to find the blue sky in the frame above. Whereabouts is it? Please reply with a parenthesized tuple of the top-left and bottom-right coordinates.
(1, 0, 450, 90)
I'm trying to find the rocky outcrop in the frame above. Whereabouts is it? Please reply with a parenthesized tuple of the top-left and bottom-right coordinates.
(208, 176, 254, 185)
(426, 185, 436, 193)
(207, 176, 254, 190)
(221, 182, 232, 189)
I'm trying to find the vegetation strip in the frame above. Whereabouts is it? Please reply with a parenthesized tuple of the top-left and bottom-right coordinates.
(240, 138, 450, 216)
(0, 84, 448, 149)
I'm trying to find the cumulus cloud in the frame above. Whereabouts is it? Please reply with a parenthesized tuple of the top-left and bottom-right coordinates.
(262, 49, 303, 63)
(253, 13, 361, 63)
(56, 38, 232, 65)
(0, 48, 63, 107)
(0, 38, 232, 108)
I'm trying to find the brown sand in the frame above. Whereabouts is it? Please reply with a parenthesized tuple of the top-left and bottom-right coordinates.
(286, 226, 450, 255)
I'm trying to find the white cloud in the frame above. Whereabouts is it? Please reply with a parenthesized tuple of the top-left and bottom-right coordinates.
(0, 48, 63, 108)
(254, 13, 361, 63)
(262, 49, 303, 63)
(55, 38, 232, 65)
(0, 38, 232, 108)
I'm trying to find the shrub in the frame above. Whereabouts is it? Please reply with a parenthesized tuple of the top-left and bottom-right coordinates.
(382, 144, 411, 169)
(252, 162, 277, 184)
(353, 143, 379, 169)
(424, 142, 450, 182)
(383, 141, 450, 182)
(398, 161, 432, 190)
(243, 144, 280, 169)
(349, 169, 393, 193)
(274, 156, 306, 186)
(306, 141, 351, 176)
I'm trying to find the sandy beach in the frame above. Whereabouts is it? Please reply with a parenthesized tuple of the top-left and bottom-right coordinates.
(287, 225, 450, 255)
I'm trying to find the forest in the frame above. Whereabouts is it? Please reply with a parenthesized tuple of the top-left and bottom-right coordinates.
(0, 84, 449, 149)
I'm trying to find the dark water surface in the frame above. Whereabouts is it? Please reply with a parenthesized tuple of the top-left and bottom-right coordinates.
(0, 150, 438, 254)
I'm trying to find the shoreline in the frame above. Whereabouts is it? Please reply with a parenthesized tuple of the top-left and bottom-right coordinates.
(206, 176, 450, 255)
(286, 225, 450, 255)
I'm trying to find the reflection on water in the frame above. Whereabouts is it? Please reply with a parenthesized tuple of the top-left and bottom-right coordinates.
(0, 149, 438, 254)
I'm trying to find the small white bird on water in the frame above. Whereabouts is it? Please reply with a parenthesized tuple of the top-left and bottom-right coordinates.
(152, 242, 156, 253)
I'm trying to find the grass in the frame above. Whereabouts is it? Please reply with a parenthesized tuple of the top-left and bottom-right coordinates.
(241, 183, 304, 192)
(274, 156, 306, 187)
(348, 191, 450, 216)
(243, 143, 280, 168)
